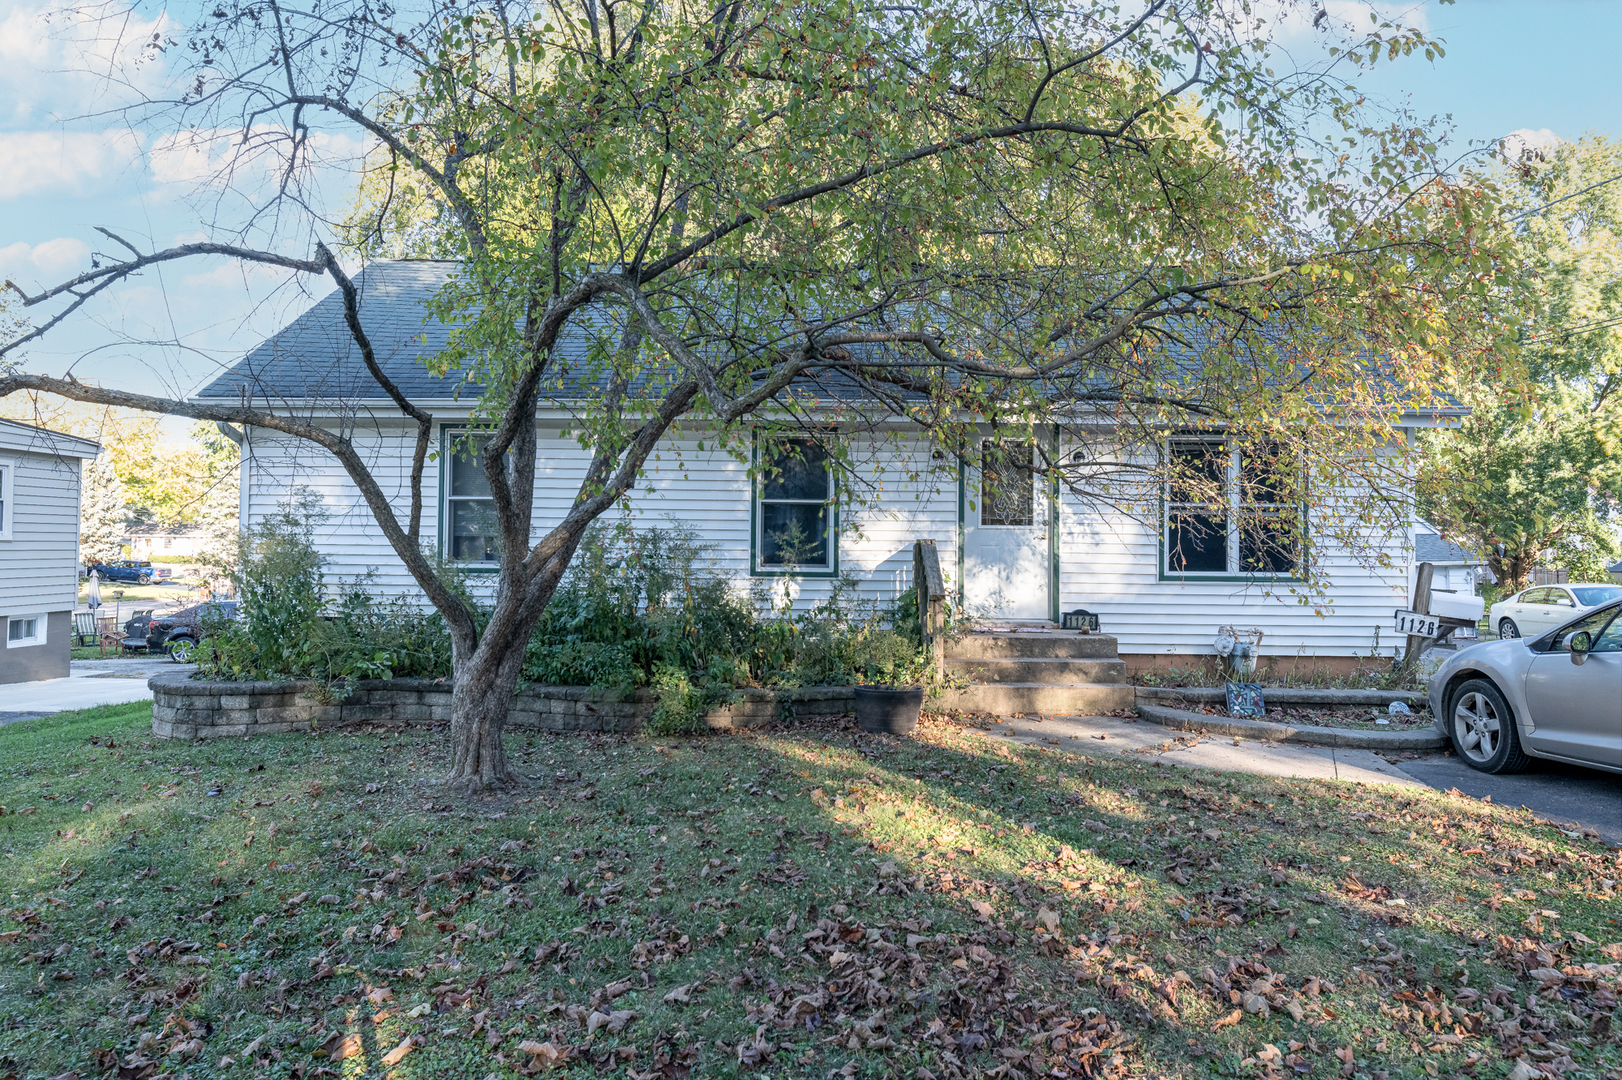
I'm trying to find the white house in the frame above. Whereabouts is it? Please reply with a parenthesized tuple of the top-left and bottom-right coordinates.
(197, 261, 1456, 675)
(0, 419, 101, 683)
(125, 523, 207, 560)
(1413, 521, 1488, 595)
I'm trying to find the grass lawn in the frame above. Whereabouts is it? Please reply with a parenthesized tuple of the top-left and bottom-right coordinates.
(79, 582, 204, 608)
(1, 705, 1617, 1080)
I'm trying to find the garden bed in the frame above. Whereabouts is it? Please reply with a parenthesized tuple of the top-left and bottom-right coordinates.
(1169, 701, 1433, 732)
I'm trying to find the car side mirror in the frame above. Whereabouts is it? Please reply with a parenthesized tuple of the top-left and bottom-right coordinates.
(1567, 630, 1593, 665)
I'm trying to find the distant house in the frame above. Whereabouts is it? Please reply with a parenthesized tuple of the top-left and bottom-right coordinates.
(0, 419, 101, 683)
(1413, 522, 1487, 595)
(1609, 560, 1622, 585)
(126, 523, 205, 560)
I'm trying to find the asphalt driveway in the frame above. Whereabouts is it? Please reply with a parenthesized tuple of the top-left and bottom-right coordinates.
(1397, 753, 1622, 846)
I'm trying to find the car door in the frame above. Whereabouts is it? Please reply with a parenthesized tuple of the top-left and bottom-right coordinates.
(1547, 587, 1582, 624)
(1505, 588, 1541, 633)
(1520, 588, 1561, 635)
(1522, 604, 1622, 768)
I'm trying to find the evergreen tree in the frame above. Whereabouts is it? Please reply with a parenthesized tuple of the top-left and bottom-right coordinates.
(79, 454, 128, 564)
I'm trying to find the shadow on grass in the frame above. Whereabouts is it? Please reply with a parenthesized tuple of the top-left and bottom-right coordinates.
(0, 710, 1616, 1080)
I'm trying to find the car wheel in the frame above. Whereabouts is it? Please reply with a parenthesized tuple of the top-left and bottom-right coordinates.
(1448, 679, 1531, 774)
(1497, 618, 1520, 639)
(168, 637, 198, 664)
(137, 572, 152, 585)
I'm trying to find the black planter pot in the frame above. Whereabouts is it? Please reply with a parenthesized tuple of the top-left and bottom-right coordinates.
(854, 685, 924, 734)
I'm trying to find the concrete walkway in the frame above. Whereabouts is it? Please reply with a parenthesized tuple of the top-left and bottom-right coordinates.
(982, 713, 1620, 846)
(981, 712, 1424, 786)
(0, 657, 185, 726)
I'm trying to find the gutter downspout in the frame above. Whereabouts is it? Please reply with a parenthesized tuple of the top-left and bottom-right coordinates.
(216, 422, 249, 535)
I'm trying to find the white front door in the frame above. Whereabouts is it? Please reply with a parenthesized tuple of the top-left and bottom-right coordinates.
(963, 439, 1051, 621)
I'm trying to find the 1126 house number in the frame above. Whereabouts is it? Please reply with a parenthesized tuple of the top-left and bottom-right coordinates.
(1393, 609, 1439, 637)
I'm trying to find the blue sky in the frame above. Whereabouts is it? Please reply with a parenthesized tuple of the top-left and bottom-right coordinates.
(1, 0, 1618, 407)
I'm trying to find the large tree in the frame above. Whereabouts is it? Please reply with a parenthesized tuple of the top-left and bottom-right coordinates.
(1420, 135, 1622, 593)
(3, 0, 1506, 791)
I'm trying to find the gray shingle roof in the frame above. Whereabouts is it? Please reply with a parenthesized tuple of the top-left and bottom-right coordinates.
(1415, 530, 1480, 565)
(195, 260, 1466, 416)
(197, 260, 468, 400)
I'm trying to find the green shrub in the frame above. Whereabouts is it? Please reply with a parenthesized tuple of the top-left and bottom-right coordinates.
(196, 509, 937, 728)
(196, 500, 326, 680)
(308, 585, 453, 682)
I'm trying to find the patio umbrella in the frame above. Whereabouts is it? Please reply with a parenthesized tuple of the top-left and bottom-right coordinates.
(87, 569, 103, 613)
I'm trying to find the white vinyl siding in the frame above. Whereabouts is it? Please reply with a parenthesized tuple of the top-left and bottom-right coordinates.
(0, 451, 85, 614)
(238, 416, 1414, 657)
(1059, 437, 1409, 658)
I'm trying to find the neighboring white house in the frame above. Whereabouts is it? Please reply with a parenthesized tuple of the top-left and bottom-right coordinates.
(1413, 521, 1487, 595)
(0, 419, 101, 683)
(126, 523, 207, 560)
(196, 261, 1462, 671)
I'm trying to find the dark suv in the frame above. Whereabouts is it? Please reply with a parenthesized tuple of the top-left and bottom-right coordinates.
(147, 602, 239, 662)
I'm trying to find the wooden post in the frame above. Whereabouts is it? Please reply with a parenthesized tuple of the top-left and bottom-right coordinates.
(913, 539, 946, 677)
(1404, 561, 1435, 670)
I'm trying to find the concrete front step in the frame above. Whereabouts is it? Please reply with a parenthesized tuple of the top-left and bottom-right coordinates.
(934, 682, 1135, 715)
(948, 631, 1120, 660)
(947, 657, 1126, 685)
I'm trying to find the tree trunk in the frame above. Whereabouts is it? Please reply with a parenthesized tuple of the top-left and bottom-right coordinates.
(446, 636, 529, 793)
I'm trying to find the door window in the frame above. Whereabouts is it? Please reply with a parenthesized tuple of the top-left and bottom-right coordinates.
(1545, 606, 1616, 651)
(980, 441, 1034, 527)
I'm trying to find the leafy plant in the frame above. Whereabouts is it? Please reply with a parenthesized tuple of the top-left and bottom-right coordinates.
(196, 496, 327, 680)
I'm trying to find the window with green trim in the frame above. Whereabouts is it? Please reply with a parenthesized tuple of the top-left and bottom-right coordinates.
(1164, 437, 1301, 577)
(443, 436, 500, 564)
(757, 436, 833, 571)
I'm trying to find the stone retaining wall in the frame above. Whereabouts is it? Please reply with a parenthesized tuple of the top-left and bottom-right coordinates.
(149, 674, 857, 740)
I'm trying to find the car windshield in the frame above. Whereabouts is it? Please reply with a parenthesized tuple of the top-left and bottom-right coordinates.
(1572, 586, 1622, 606)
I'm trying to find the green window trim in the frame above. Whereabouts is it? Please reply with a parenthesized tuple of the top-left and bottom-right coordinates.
(749, 431, 840, 578)
(1156, 435, 1308, 584)
(437, 425, 501, 574)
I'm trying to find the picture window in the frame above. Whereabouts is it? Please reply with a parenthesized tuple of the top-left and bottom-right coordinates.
(1164, 438, 1302, 577)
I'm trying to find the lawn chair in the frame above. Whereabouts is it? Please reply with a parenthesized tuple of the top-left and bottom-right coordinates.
(74, 611, 99, 647)
(120, 609, 155, 655)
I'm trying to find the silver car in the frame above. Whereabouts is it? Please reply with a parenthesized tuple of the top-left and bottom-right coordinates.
(1428, 599, 1622, 775)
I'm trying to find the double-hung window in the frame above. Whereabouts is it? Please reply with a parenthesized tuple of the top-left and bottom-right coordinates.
(1164, 437, 1302, 577)
(443, 434, 500, 565)
(755, 436, 835, 573)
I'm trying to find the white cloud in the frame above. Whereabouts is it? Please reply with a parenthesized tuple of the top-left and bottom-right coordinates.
(147, 126, 369, 191)
(1263, 0, 1430, 42)
(1502, 128, 1561, 158)
(0, 236, 91, 282)
(0, 129, 143, 199)
(0, 2, 174, 123)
